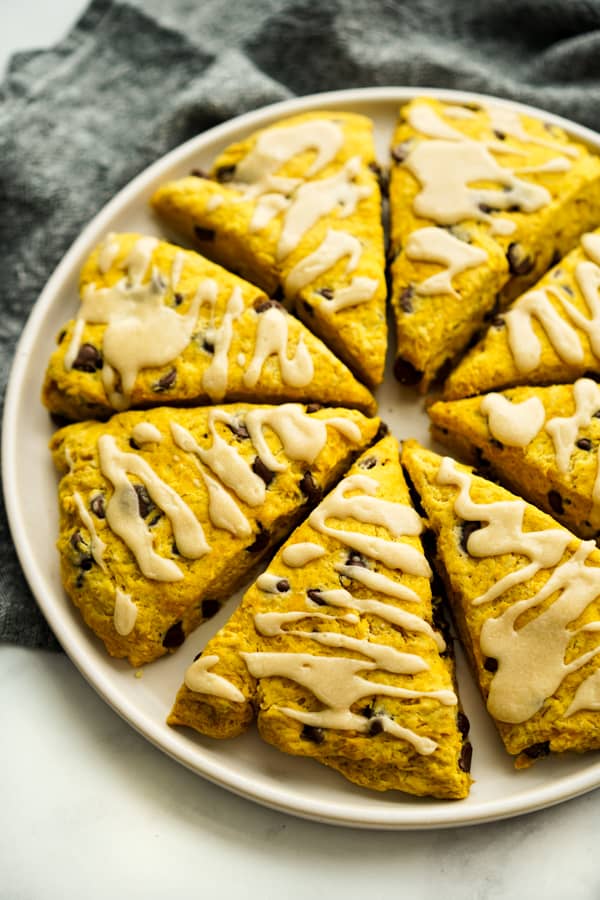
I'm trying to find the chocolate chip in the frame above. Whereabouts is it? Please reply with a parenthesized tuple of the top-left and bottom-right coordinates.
(72, 343, 103, 373)
(252, 456, 275, 485)
(346, 550, 368, 568)
(493, 129, 506, 140)
(391, 140, 413, 163)
(492, 315, 506, 330)
(360, 705, 375, 719)
(246, 524, 269, 553)
(70, 530, 85, 552)
(134, 484, 154, 518)
(90, 494, 106, 519)
(276, 579, 290, 593)
(148, 513, 162, 527)
(368, 718, 384, 736)
(398, 284, 414, 313)
(152, 368, 176, 392)
(79, 555, 93, 571)
(300, 471, 322, 506)
(173, 292, 184, 306)
(227, 420, 249, 439)
(301, 725, 324, 744)
(317, 288, 334, 300)
(202, 338, 215, 354)
(523, 740, 550, 759)
(457, 711, 470, 738)
(57, 329, 67, 344)
(193, 225, 215, 242)
(254, 298, 282, 313)
(129, 438, 140, 450)
(484, 657, 498, 673)
(478, 203, 499, 215)
(458, 742, 473, 772)
(562, 284, 574, 296)
(460, 520, 482, 554)
(358, 455, 377, 470)
(507, 242, 535, 276)
(190, 168, 210, 179)
(162, 621, 185, 648)
(307, 589, 326, 606)
(393, 357, 423, 386)
(577, 438, 593, 451)
(215, 164, 236, 183)
(548, 490, 564, 515)
(201, 598, 220, 619)
(305, 403, 323, 413)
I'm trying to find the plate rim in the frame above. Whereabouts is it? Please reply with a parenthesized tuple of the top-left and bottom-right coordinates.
(5, 85, 600, 829)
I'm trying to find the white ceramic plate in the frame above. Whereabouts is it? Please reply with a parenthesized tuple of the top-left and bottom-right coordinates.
(5, 87, 600, 829)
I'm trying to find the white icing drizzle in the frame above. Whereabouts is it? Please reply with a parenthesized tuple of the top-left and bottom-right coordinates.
(113, 588, 137, 636)
(98, 233, 120, 274)
(505, 288, 583, 372)
(131, 423, 163, 445)
(206, 195, 224, 212)
(335, 562, 421, 603)
(256, 573, 289, 592)
(235, 119, 345, 184)
(184, 655, 245, 702)
(437, 456, 600, 723)
(405, 140, 551, 230)
(481, 542, 600, 723)
(170, 251, 185, 290)
(243, 306, 314, 389)
(73, 491, 107, 571)
(98, 434, 209, 580)
(284, 229, 362, 295)
(308, 475, 432, 576)
(65, 237, 202, 410)
(281, 542, 326, 567)
(437, 457, 571, 606)
(406, 103, 466, 141)
(236, 352, 246, 367)
(326, 277, 379, 313)
(485, 106, 579, 158)
(202, 285, 245, 400)
(442, 105, 477, 120)
(514, 157, 571, 175)
(200, 469, 252, 538)
(565, 668, 600, 717)
(545, 379, 600, 473)
(480, 393, 546, 447)
(582, 232, 600, 266)
(405, 227, 487, 297)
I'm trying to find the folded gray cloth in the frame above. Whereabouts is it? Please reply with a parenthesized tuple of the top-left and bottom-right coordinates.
(2, 0, 600, 650)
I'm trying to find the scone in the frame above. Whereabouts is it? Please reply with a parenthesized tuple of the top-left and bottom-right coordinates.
(42, 233, 376, 421)
(151, 112, 387, 387)
(444, 229, 600, 400)
(389, 98, 600, 390)
(429, 379, 600, 540)
(168, 435, 472, 800)
(50, 403, 380, 666)
(402, 440, 600, 768)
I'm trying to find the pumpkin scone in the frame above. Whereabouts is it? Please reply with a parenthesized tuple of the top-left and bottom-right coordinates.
(42, 232, 376, 421)
(50, 403, 379, 667)
(389, 98, 600, 390)
(444, 230, 600, 400)
(402, 440, 600, 768)
(429, 379, 600, 540)
(169, 435, 472, 800)
(151, 112, 387, 387)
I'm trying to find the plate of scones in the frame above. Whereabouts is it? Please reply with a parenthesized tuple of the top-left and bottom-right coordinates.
(6, 86, 600, 828)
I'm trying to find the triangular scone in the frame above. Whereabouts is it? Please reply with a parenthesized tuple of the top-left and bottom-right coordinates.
(389, 98, 600, 390)
(168, 435, 472, 800)
(50, 403, 379, 667)
(42, 233, 376, 421)
(151, 112, 387, 387)
(402, 440, 600, 768)
(430, 379, 600, 540)
(444, 229, 600, 400)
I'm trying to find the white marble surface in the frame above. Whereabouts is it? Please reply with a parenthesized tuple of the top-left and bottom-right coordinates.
(3, 3, 600, 898)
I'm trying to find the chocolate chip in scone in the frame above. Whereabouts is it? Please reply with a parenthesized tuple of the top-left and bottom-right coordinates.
(391, 140, 414, 163)
(274, 579, 290, 594)
(460, 520, 483, 554)
(398, 284, 414, 313)
(307, 589, 326, 606)
(227, 420, 249, 439)
(547, 489, 564, 515)
(246, 524, 269, 553)
(358, 455, 377, 470)
(201, 337, 215, 354)
(492, 315, 506, 330)
(129, 438, 140, 451)
(317, 287, 334, 300)
(300, 471, 322, 506)
(152, 368, 176, 392)
(72, 343, 103, 373)
(576, 438, 593, 451)
(484, 657, 498, 673)
(301, 725, 325, 745)
(215, 164, 236, 183)
(70, 530, 85, 552)
(173, 292, 184, 307)
(190, 168, 210, 179)
(162, 621, 185, 648)
(393, 357, 423, 386)
(523, 740, 550, 760)
(134, 483, 155, 519)
(305, 403, 323, 413)
(458, 742, 473, 772)
(360, 704, 375, 719)
(254, 298, 283, 314)
(201, 598, 220, 619)
(506, 242, 534, 276)
(57, 329, 67, 345)
(90, 494, 106, 519)
(457, 711, 470, 738)
(368, 718, 384, 737)
(252, 456, 275, 485)
(346, 549, 368, 568)
(193, 225, 215, 242)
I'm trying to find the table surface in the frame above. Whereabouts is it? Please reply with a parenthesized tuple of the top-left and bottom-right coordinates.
(3, 4, 600, 899)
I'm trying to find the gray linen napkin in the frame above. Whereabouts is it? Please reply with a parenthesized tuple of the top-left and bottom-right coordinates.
(2, 0, 600, 650)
